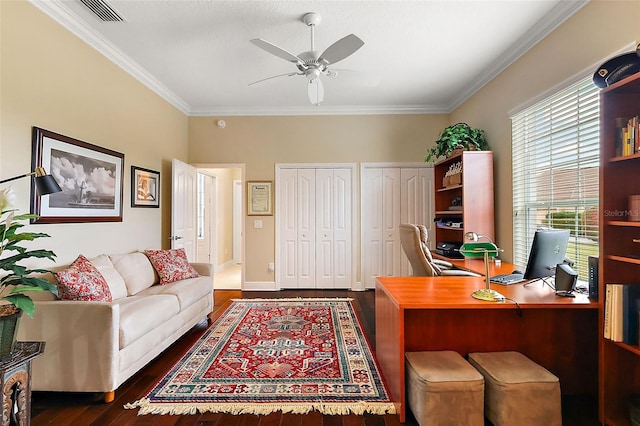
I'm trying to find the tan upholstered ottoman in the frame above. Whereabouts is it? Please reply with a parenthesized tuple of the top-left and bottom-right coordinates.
(468, 351, 561, 426)
(405, 351, 484, 425)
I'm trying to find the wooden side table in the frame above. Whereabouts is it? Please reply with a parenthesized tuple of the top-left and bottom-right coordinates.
(0, 342, 44, 426)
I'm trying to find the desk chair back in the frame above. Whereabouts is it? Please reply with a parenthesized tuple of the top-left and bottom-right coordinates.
(399, 224, 439, 276)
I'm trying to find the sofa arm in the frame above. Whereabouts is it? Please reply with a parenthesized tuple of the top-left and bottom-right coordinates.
(191, 262, 213, 277)
(16, 300, 120, 393)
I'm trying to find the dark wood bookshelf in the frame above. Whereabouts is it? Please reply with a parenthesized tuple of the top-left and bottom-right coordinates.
(599, 71, 640, 426)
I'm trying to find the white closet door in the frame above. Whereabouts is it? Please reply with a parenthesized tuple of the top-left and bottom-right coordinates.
(333, 168, 352, 288)
(316, 169, 334, 288)
(361, 168, 384, 288)
(297, 169, 316, 288)
(279, 169, 299, 288)
(400, 168, 435, 275)
(361, 168, 401, 289)
(382, 168, 402, 280)
(316, 168, 352, 289)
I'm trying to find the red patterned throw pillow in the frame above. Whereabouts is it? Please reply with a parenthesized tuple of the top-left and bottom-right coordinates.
(55, 255, 112, 302)
(144, 248, 199, 285)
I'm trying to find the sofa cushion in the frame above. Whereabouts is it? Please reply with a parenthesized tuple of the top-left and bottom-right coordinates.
(109, 252, 158, 295)
(137, 276, 213, 310)
(115, 294, 180, 348)
(89, 255, 128, 300)
(144, 248, 199, 285)
(55, 255, 112, 302)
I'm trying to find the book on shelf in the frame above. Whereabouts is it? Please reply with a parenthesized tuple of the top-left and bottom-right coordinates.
(604, 283, 640, 345)
(615, 115, 640, 157)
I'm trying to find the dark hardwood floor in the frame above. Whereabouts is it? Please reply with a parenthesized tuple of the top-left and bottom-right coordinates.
(31, 289, 599, 425)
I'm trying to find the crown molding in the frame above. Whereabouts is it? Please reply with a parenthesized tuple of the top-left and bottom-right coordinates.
(446, 0, 590, 112)
(189, 104, 449, 117)
(28, 0, 191, 115)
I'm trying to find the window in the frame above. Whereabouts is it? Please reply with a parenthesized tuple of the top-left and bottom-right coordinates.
(511, 76, 599, 281)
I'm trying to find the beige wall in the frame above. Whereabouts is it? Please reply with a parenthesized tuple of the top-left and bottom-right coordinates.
(188, 115, 449, 283)
(1, 1, 188, 267)
(5, 0, 636, 281)
(451, 0, 640, 262)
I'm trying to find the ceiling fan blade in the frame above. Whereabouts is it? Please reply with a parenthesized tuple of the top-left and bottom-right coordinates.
(319, 34, 364, 65)
(308, 78, 324, 106)
(250, 38, 304, 65)
(249, 72, 300, 86)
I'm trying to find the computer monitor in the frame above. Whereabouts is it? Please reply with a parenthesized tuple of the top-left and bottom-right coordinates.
(523, 228, 570, 280)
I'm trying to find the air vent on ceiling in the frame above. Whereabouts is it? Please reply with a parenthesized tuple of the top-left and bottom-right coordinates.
(79, 0, 125, 22)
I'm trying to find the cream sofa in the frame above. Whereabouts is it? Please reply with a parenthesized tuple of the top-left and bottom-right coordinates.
(16, 251, 214, 402)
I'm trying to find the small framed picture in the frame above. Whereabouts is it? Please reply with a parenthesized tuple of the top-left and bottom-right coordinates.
(247, 181, 273, 216)
(131, 166, 160, 208)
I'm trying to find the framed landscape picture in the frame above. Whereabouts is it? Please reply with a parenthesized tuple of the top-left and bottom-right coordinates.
(30, 127, 124, 223)
(131, 166, 160, 208)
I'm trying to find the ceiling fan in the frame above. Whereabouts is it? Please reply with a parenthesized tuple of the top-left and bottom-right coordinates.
(249, 12, 365, 106)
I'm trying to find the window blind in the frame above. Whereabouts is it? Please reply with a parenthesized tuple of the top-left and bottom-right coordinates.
(511, 76, 599, 281)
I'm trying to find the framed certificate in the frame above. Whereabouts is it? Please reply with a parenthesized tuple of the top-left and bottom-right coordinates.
(247, 181, 273, 216)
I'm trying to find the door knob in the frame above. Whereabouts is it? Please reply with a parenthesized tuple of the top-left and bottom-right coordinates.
(169, 236, 183, 241)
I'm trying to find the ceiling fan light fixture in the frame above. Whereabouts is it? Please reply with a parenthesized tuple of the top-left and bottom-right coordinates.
(305, 68, 321, 81)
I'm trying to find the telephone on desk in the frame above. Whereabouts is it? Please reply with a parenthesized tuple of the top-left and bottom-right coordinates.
(490, 270, 525, 285)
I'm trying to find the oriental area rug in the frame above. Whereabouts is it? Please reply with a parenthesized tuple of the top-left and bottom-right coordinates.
(125, 298, 395, 416)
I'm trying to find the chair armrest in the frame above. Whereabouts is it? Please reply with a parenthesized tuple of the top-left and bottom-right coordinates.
(191, 262, 213, 276)
(433, 259, 454, 269)
(440, 270, 482, 277)
(16, 300, 119, 392)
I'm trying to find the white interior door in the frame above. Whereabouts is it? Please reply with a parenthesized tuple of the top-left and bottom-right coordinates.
(171, 159, 197, 261)
(233, 180, 242, 264)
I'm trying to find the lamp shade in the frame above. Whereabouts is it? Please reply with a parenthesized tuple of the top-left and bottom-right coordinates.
(459, 242, 499, 259)
(34, 174, 62, 195)
(0, 167, 62, 196)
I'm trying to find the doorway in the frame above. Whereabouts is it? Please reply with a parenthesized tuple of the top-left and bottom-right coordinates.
(195, 165, 244, 290)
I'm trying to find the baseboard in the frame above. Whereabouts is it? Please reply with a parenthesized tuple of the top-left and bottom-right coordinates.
(242, 281, 278, 291)
(214, 260, 237, 274)
(242, 282, 366, 291)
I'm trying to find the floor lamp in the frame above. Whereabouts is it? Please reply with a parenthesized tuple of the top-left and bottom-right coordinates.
(0, 167, 62, 195)
(459, 232, 504, 302)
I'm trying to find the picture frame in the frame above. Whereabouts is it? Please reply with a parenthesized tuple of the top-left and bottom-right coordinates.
(30, 127, 124, 223)
(247, 181, 273, 216)
(131, 166, 160, 208)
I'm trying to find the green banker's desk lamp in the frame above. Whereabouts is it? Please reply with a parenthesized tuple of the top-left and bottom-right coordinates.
(460, 232, 505, 302)
(0, 167, 62, 195)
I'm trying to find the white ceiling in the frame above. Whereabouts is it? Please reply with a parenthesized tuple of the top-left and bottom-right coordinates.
(31, 0, 588, 116)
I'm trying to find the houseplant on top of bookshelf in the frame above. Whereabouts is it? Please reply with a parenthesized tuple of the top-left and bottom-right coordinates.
(0, 188, 57, 356)
(424, 122, 490, 163)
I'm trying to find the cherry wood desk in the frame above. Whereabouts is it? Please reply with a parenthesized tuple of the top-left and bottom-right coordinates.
(375, 276, 598, 422)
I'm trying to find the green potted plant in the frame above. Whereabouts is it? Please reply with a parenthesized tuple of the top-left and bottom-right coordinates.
(424, 123, 490, 163)
(0, 188, 57, 355)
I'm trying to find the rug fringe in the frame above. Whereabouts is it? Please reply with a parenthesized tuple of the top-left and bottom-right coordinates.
(124, 399, 396, 416)
(231, 297, 354, 302)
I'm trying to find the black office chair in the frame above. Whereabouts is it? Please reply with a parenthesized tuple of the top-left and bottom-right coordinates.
(399, 224, 480, 277)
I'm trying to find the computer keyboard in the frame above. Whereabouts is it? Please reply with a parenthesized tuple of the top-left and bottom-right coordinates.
(490, 273, 525, 285)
